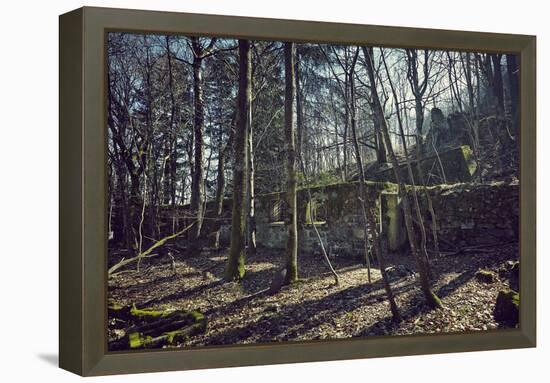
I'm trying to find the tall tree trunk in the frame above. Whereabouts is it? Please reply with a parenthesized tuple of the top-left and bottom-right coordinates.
(212, 113, 234, 248)
(165, 35, 178, 217)
(189, 37, 205, 253)
(284, 42, 298, 284)
(342, 72, 349, 181)
(212, 144, 227, 249)
(364, 46, 441, 309)
(247, 95, 257, 256)
(113, 158, 130, 247)
(491, 54, 505, 114)
(382, 50, 440, 258)
(506, 53, 520, 167)
(351, 48, 400, 320)
(374, 119, 387, 164)
(462, 52, 483, 182)
(295, 46, 304, 161)
(348, 48, 371, 279)
(224, 40, 251, 281)
(490, 54, 509, 170)
(403, 49, 440, 257)
(506, 54, 519, 127)
(405, 50, 427, 152)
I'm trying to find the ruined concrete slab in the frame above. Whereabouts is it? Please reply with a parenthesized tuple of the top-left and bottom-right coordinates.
(370, 145, 477, 185)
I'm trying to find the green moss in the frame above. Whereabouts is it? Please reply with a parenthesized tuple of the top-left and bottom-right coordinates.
(128, 332, 153, 349)
(428, 291, 443, 309)
(130, 304, 172, 319)
(190, 311, 205, 322)
(165, 330, 180, 344)
(460, 145, 477, 176)
(108, 301, 124, 311)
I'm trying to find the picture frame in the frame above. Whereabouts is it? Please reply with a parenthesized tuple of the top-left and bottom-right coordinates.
(59, 6, 536, 376)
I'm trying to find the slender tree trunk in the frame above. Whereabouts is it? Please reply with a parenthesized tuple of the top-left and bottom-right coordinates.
(284, 42, 298, 284)
(342, 72, 349, 180)
(189, 38, 205, 253)
(247, 93, 257, 255)
(350, 49, 400, 320)
(490, 54, 509, 170)
(506, 53, 520, 167)
(506, 54, 519, 127)
(374, 119, 387, 164)
(128, 171, 141, 248)
(295, 46, 304, 161)
(212, 113, 234, 248)
(364, 46, 441, 309)
(462, 52, 483, 182)
(300, 157, 340, 285)
(165, 35, 178, 232)
(224, 40, 251, 281)
(348, 48, 372, 281)
(212, 146, 226, 248)
(491, 54, 505, 114)
(382, 50, 440, 257)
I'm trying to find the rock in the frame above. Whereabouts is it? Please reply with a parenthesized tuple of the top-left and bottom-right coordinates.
(499, 261, 519, 291)
(475, 269, 495, 284)
(268, 268, 287, 294)
(493, 289, 519, 326)
(384, 265, 414, 282)
(508, 262, 519, 291)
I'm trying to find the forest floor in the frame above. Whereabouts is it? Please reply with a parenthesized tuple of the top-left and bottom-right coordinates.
(108, 242, 519, 349)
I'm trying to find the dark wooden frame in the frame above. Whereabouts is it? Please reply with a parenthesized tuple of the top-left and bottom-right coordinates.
(59, 6, 536, 376)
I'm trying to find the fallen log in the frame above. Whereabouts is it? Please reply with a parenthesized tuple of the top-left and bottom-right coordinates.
(108, 304, 207, 351)
(108, 222, 195, 276)
(126, 322, 205, 349)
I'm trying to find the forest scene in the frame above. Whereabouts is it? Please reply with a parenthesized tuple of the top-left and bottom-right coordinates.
(106, 32, 521, 351)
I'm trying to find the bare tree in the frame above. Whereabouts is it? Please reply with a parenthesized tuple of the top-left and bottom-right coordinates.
(284, 41, 299, 284)
(364, 46, 442, 309)
(224, 40, 251, 281)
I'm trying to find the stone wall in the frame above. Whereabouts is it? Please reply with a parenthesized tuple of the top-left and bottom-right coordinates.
(181, 180, 518, 259)
(250, 181, 402, 259)
(411, 182, 519, 249)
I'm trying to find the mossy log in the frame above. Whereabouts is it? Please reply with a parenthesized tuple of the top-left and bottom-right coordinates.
(125, 321, 206, 349)
(108, 304, 207, 350)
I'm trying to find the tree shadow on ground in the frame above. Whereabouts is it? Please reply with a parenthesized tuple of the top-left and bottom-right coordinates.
(137, 251, 281, 306)
(202, 244, 519, 344)
(141, 279, 225, 306)
(110, 272, 182, 292)
(201, 276, 417, 346)
(355, 246, 519, 337)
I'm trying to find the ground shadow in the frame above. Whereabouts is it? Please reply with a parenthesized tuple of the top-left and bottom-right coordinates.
(201, 275, 417, 345)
